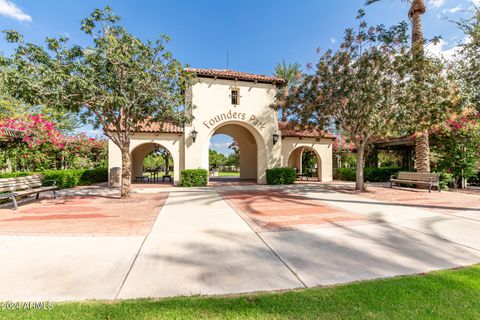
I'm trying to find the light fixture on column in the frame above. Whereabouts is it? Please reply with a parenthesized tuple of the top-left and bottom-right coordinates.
(272, 133, 279, 145)
(191, 129, 198, 143)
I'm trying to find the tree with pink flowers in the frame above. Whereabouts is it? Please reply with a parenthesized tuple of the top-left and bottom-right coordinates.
(432, 111, 480, 188)
(0, 114, 106, 172)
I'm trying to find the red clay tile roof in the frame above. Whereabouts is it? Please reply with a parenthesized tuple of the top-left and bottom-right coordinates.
(185, 68, 285, 85)
(278, 122, 335, 139)
(108, 121, 184, 133)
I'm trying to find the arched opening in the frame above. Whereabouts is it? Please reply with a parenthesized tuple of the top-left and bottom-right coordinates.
(288, 146, 322, 181)
(131, 143, 174, 185)
(208, 123, 258, 184)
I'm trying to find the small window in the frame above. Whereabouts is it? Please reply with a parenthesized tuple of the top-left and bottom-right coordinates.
(231, 88, 240, 105)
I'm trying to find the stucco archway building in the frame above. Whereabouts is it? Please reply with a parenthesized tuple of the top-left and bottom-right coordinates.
(108, 68, 334, 185)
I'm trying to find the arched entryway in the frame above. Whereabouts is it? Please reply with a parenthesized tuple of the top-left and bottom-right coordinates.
(288, 146, 322, 181)
(207, 122, 261, 183)
(131, 143, 174, 184)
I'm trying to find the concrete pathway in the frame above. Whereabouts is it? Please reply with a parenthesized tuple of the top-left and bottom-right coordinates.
(117, 190, 302, 298)
(0, 236, 143, 301)
(0, 184, 479, 301)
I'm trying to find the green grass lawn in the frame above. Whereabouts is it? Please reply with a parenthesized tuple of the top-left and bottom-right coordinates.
(218, 171, 240, 177)
(3, 265, 480, 320)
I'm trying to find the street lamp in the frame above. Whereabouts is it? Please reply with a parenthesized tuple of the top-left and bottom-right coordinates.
(272, 133, 279, 145)
(191, 129, 198, 143)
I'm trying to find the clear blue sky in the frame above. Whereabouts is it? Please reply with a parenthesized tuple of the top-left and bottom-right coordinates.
(0, 0, 475, 154)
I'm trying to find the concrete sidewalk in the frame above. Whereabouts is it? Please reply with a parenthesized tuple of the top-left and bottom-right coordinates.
(117, 190, 303, 298)
(0, 236, 143, 301)
(0, 184, 479, 301)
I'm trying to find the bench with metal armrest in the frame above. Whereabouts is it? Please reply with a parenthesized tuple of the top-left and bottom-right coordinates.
(0, 175, 58, 210)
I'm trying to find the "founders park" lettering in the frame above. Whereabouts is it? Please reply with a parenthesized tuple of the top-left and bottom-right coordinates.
(203, 110, 267, 130)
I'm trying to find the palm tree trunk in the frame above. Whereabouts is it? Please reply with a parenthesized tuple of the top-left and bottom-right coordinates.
(415, 130, 430, 173)
(281, 88, 289, 122)
(410, 0, 430, 173)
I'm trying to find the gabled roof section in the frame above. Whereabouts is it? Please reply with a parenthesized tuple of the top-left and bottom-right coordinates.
(185, 68, 285, 85)
(278, 121, 335, 139)
(108, 121, 184, 134)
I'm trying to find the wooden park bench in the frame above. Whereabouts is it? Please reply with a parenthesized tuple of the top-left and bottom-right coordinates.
(389, 172, 440, 193)
(0, 175, 58, 210)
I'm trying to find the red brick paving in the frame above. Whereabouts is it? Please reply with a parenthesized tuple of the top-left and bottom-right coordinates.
(0, 193, 168, 236)
(325, 184, 480, 215)
(132, 183, 173, 189)
(219, 190, 373, 232)
(208, 178, 257, 186)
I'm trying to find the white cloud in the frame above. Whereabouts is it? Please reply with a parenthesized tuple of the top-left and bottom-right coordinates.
(330, 38, 336, 44)
(425, 38, 461, 61)
(470, 0, 480, 6)
(429, 0, 445, 8)
(209, 142, 230, 149)
(442, 5, 462, 13)
(0, 0, 31, 22)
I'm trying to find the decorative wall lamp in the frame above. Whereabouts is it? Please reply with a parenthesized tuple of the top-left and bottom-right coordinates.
(272, 133, 280, 145)
(191, 129, 198, 143)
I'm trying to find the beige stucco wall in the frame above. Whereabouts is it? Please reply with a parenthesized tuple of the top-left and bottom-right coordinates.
(184, 78, 282, 183)
(281, 137, 333, 182)
(107, 76, 333, 186)
(108, 133, 183, 186)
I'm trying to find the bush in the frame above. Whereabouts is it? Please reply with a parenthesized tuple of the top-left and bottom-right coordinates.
(0, 168, 108, 189)
(179, 169, 208, 187)
(437, 171, 454, 191)
(337, 167, 405, 182)
(469, 171, 480, 186)
(266, 167, 296, 185)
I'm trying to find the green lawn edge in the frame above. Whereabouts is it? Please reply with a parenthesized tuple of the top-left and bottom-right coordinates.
(3, 264, 480, 320)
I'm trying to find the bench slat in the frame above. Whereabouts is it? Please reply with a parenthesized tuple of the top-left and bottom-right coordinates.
(15, 186, 57, 196)
(397, 172, 439, 182)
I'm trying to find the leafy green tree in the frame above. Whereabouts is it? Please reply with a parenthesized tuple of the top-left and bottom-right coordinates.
(367, 0, 433, 173)
(302, 150, 317, 177)
(225, 140, 240, 170)
(456, 8, 480, 111)
(291, 11, 428, 190)
(1, 6, 193, 197)
(209, 149, 226, 170)
(273, 60, 302, 122)
(432, 112, 480, 188)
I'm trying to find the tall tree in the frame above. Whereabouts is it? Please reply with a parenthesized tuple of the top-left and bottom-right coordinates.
(456, 7, 480, 111)
(291, 11, 410, 190)
(1, 6, 193, 197)
(367, 0, 431, 173)
(273, 60, 302, 122)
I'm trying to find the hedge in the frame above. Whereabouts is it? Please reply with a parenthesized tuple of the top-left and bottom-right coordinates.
(469, 171, 480, 186)
(336, 167, 405, 182)
(266, 167, 296, 185)
(0, 168, 108, 189)
(336, 167, 453, 190)
(179, 169, 208, 187)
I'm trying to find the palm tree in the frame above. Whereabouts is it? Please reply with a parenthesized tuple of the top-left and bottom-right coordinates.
(274, 60, 302, 122)
(367, 0, 431, 173)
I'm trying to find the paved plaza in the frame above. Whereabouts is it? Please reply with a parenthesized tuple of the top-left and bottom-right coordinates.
(0, 182, 479, 301)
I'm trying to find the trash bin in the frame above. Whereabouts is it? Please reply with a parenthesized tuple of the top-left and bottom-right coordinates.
(109, 167, 121, 188)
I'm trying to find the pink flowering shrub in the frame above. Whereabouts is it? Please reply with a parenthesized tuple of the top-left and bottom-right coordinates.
(0, 114, 107, 172)
(432, 111, 480, 188)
